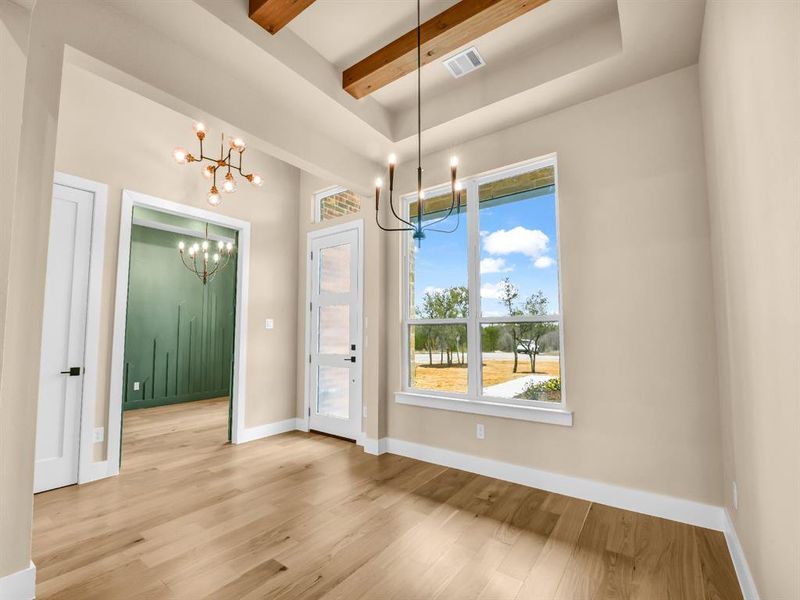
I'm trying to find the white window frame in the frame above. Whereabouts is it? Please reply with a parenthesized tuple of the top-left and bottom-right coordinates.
(314, 185, 354, 223)
(398, 154, 572, 426)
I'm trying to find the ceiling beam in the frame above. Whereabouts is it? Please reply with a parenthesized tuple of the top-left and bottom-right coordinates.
(249, 0, 316, 35)
(342, 0, 551, 99)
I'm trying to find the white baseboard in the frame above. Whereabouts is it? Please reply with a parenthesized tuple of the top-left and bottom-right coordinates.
(236, 418, 300, 444)
(0, 561, 35, 600)
(381, 437, 726, 532)
(362, 437, 387, 456)
(723, 509, 760, 600)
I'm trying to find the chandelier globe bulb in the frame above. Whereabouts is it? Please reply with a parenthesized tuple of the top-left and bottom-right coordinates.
(173, 147, 190, 164)
(207, 186, 221, 206)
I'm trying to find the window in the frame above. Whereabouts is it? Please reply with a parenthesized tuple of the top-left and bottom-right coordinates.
(402, 156, 567, 422)
(315, 187, 361, 222)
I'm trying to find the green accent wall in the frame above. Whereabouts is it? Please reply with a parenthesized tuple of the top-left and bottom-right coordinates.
(123, 218, 237, 411)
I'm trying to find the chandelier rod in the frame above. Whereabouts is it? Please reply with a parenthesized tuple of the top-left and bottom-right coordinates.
(373, 0, 462, 243)
(417, 0, 422, 224)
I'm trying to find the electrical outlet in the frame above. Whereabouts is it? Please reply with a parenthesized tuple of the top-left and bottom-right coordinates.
(93, 427, 105, 443)
(732, 481, 738, 510)
(476, 423, 485, 440)
(265, 318, 274, 330)
(362, 406, 368, 418)
(133, 381, 140, 391)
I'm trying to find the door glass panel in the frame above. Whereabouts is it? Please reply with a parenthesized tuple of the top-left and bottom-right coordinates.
(317, 366, 350, 419)
(318, 305, 350, 354)
(319, 243, 351, 294)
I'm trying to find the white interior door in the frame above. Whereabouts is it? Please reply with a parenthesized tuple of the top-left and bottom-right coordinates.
(34, 183, 93, 493)
(308, 226, 362, 440)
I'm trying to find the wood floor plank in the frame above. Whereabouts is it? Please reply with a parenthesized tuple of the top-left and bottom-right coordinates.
(32, 399, 742, 600)
(514, 497, 592, 599)
(694, 527, 744, 600)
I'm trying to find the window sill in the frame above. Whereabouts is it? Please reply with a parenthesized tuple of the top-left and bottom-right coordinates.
(395, 391, 573, 427)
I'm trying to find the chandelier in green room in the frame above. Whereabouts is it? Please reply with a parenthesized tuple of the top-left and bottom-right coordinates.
(177, 223, 235, 285)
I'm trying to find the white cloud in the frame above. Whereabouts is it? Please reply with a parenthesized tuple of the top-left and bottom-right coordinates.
(479, 257, 513, 274)
(423, 286, 444, 296)
(479, 230, 489, 237)
(533, 256, 555, 269)
(480, 282, 506, 300)
(483, 226, 549, 259)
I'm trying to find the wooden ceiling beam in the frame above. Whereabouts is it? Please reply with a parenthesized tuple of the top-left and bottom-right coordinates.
(342, 0, 551, 99)
(249, 0, 316, 35)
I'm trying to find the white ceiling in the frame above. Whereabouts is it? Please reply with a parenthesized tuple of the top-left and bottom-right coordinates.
(71, 0, 706, 183)
(287, 0, 462, 70)
(290, 0, 620, 113)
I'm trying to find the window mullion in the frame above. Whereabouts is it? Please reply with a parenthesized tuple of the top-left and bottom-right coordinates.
(466, 177, 481, 397)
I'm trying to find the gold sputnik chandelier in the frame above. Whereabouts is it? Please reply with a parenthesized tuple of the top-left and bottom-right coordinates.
(173, 122, 263, 206)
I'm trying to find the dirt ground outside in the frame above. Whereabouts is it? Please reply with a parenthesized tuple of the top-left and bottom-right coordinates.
(411, 358, 560, 393)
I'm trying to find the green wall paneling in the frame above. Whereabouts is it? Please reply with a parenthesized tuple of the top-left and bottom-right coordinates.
(123, 223, 237, 411)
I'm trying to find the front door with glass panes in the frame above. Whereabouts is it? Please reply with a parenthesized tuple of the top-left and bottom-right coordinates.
(308, 226, 362, 440)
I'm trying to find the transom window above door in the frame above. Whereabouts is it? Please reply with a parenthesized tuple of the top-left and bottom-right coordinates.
(315, 186, 361, 222)
(400, 155, 569, 424)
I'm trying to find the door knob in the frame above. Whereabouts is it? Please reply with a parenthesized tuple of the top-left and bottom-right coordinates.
(60, 367, 82, 376)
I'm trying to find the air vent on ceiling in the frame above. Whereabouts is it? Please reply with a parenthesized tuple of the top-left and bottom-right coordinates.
(443, 47, 485, 79)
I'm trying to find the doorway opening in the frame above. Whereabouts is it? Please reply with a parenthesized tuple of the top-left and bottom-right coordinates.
(120, 206, 238, 456)
(108, 190, 251, 473)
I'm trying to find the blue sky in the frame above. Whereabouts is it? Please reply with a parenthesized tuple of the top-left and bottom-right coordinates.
(412, 190, 560, 318)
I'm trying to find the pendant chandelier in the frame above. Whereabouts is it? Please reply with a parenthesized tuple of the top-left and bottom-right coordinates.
(374, 0, 462, 247)
(173, 123, 263, 207)
(178, 223, 235, 285)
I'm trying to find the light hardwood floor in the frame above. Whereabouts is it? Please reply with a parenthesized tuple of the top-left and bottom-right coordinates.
(33, 398, 742, 599)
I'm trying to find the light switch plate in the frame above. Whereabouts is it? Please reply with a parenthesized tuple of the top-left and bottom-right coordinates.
(265, 318, 274, 330)
(93, 427, 105, 443)
(476, 423, 485, 440)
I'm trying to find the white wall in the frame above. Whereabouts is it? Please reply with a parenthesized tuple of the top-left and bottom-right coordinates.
(54, 64, 301, 458)
(0, 0, 32, 579)
(386, 65, 724, 505)
(699, 1, 800, 597)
